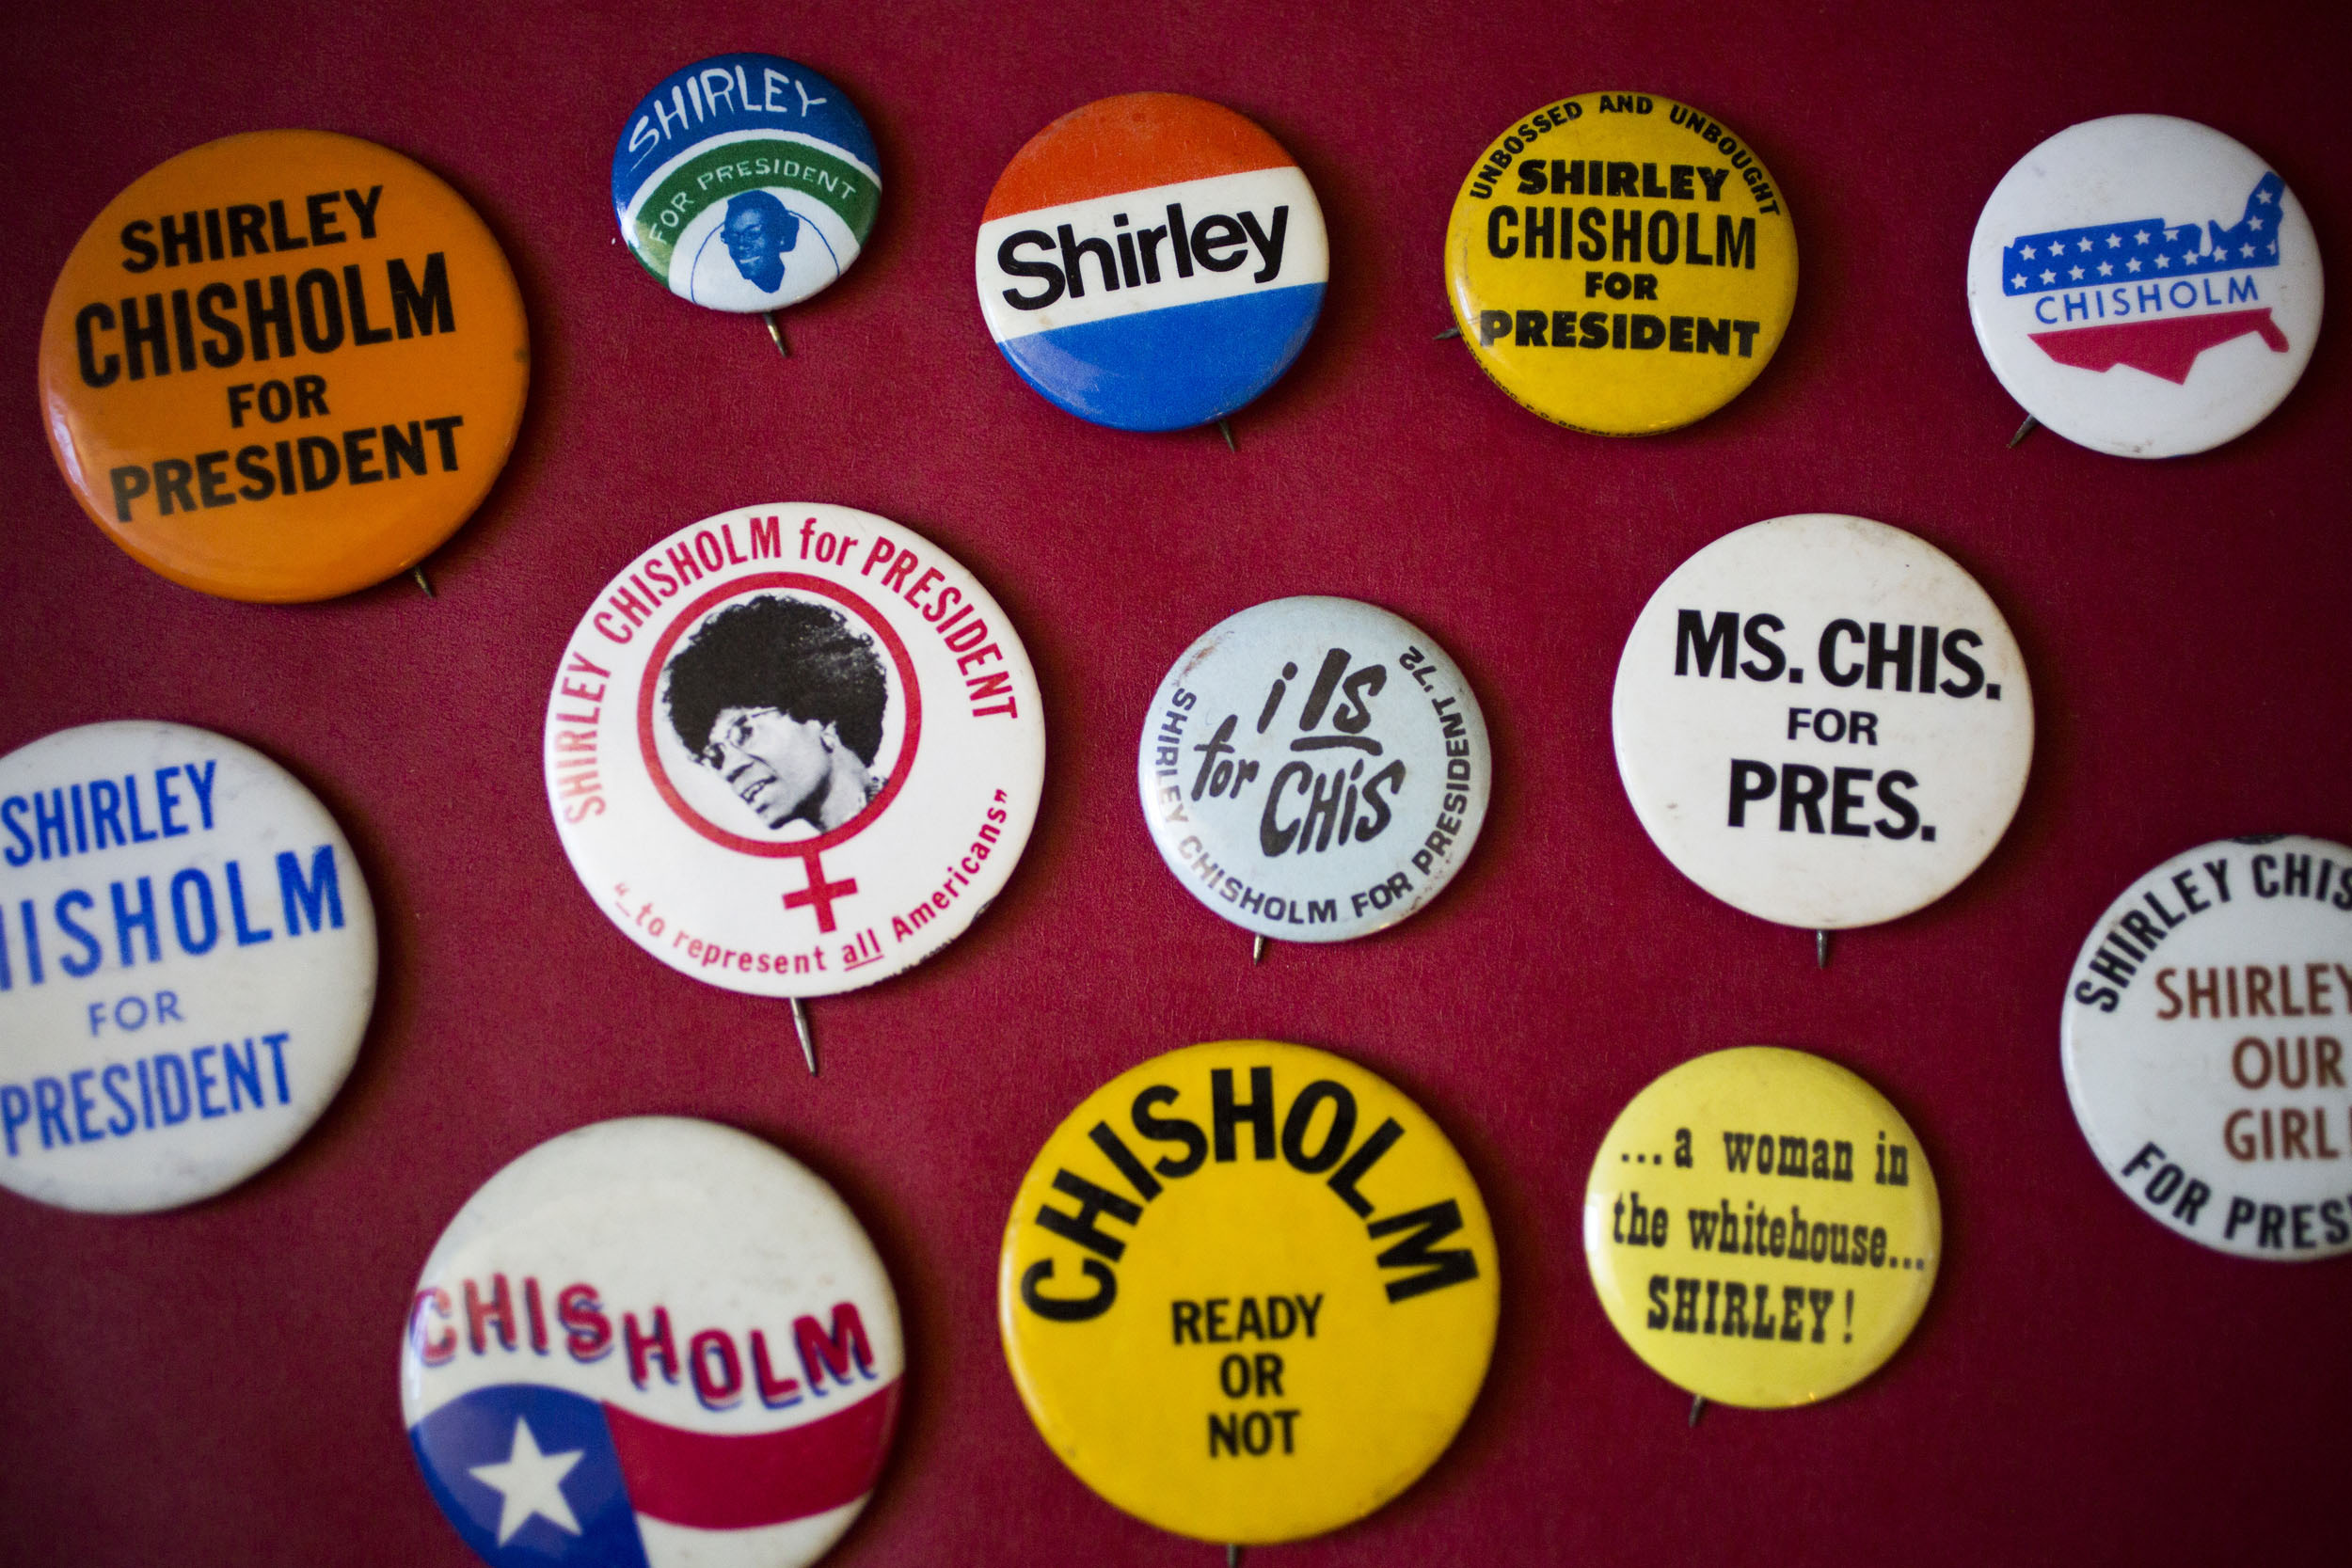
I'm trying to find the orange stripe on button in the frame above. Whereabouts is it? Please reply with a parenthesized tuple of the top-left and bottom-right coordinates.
(980, 93, 1295, 221)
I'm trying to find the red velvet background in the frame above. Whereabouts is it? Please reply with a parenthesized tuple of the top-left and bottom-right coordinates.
(4, 3, 2349, 1563)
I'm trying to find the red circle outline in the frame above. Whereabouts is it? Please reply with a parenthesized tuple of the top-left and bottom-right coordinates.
(635, 572, 924, 857)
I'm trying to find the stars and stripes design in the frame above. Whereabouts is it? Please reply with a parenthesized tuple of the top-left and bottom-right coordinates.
(409, 1381, 900, 1567)
(2001, 172, 2284, 295)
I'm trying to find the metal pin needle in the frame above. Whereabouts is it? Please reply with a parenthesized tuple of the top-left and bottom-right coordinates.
(1689, 1393, 1707, 1427)
(766, 312, 792, 357)
(1817, 929, 1830, 968)
(2008, 414, 2037, 447)
(1251, 933, 1265, 966)
(1216, 418, 1236, 453)
(791, 998, 818, 1075)
(412, 565, 435, 597)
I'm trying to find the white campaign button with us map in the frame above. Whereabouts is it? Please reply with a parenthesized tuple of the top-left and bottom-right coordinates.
(1967, 115, 2321, 457)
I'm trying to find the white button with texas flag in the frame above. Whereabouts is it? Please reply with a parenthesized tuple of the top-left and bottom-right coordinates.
(1967, 115, 2322, 457)
(542, 504, 1043, 998)
(401, 1117, 904, 1568)
(976, 92, 1328, 431)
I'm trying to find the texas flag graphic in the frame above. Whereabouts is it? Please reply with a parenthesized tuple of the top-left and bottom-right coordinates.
(1999, 173, 2289, 384)
(410, 1381, 899, 1567)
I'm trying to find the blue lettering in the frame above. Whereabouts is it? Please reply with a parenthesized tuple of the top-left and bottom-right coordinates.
(89, 778, 125, 847)
(193, 1046, 225, 1117)
(2228, 275, 2260, 304)
(278, 846, 344, 935)
(184, 760, 217, 830)
(102, 1063, 136, 1135)
(56, 891, 103, 977)
(2034, 296, 2058, 325)
(123, 776, 158, 843)
(111, 877, 160, 966)
(35, 789, 70, 860)
(265, 1031, 292, 1103)
(2137, 284, 2162, 313)
(34, 1077, 71, 1148)
(70, 1069, 103, 1142)
(152, 1053, 191, 1125)
(169, 868, 219, 955)
(17, 900, 44, 985)
(222, 1038, 263, 1112)
(0, 1084, 29, 1155)
(227, 862, 274, 946)
(4, 796, 35, 864)
(155, 767, 187, 836)
(2061, 291, 2089, 321)
(2170, 281, 2197, 309)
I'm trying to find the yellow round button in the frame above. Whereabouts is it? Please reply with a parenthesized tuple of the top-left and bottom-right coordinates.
(39, 132, 529, 601)
(1445, 93, 1798, 435)
(1583, 1047, 1939, 1407)
(999, 1040, 1498, 1544)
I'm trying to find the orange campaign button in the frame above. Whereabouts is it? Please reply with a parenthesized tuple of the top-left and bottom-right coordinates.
(39, 131, 529, 602)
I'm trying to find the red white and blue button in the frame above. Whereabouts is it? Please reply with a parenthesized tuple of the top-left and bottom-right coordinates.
(976, 93, 1328, 431)
(1967, 115, 2322, 457)
(402, 1117, 903, 1568)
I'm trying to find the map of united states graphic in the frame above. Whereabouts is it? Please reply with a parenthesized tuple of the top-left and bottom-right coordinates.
(2001, 173, 2289, 384)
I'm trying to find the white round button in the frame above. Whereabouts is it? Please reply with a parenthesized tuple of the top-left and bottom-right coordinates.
(1612, 515, 2033, 929)
(544, 505, 1044, 998)
(2063, 836, 2352, 1259)
(402, 1117, 903, 1567)
(1138, 597, 1490, 942)
(1967, 115, 2322, 457)
(0, 721, 375, 1212)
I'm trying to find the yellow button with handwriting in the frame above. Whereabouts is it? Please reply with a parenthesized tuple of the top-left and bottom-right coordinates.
(1584, 1047, 1938, 1407)
(1446, 93, 1798, 434)
(999, 1040, 1498, 1544)
(39, 131, 528, 601)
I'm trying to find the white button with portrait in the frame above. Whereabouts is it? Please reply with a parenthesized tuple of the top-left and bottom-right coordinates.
(544, 505, 1044, 999)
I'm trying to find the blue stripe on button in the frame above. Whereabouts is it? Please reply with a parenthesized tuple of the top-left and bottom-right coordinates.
(994, 283, 1326, 431)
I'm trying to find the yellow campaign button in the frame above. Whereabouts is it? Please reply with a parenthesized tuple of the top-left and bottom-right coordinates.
(998, 1040, 1498, 1545)
(1583, 1047, 1939, 1407)
(39, 131, 529, 602)
(1445, 93, 1798, 435)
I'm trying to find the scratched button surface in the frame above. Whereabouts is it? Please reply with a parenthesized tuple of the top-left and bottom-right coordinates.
(1444, 92, 1798, 435)
(0, 721, 375, 1212)
(543, 505, 1043, 998)
(998, 1039, 1498, 1544)
(1967, 115, 2322, 457)
(38, 131, 529, 601)
(1584, 1047, 1941, 1407)
(2062, 835, 2352, 1260)
(1137, 596, 1489, 944)
(1611, 515, 2033, 930)
(976, 92, 1328, 431)
(612, 55, 881, 315)
(402, 1117, 903, 1568)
